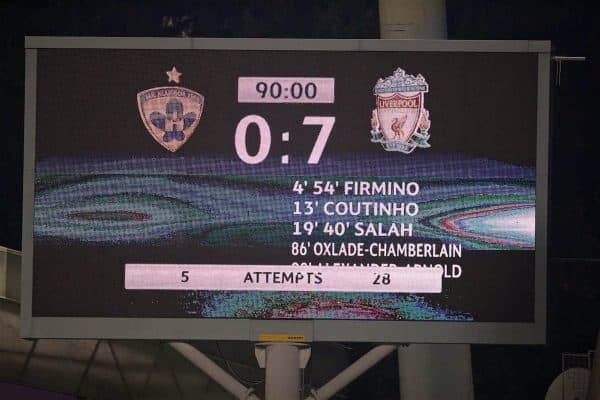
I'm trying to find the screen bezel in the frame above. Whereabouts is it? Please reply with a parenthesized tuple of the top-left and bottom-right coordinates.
(21, 37, 549, 343)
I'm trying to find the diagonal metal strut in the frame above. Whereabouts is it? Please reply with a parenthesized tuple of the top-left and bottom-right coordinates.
(169, 342, 261, 400)
(306, 345, 397, 400)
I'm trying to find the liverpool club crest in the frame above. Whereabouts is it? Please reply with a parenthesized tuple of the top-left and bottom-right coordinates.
(137, 67, 204, 152)
(370, 68, 431, 153)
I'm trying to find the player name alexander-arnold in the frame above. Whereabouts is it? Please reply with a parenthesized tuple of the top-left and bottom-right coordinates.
(311, 242, 462, 258)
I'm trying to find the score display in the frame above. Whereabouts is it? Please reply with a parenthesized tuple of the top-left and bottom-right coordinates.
(22, 38, 549, 343)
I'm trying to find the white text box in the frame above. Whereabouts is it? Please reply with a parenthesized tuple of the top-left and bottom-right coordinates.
(125, 264, 442, 293)
(238, 77, 335, 103)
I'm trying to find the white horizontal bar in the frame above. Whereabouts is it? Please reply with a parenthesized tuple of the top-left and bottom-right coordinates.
(551, 56, 586, 61)
(125, 264, 442, 293)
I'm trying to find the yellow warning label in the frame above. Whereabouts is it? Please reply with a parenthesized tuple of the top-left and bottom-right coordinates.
(258, 334, 306, 342)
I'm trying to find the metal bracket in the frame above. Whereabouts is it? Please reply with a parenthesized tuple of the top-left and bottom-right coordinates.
(255, 342, 311, 369)
(552, 56, 586, 86)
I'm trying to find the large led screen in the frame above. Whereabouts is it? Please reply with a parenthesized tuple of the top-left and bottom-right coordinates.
(23, 38, 548, 342)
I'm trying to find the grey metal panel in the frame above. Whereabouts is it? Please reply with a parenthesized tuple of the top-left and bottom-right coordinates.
(25, 318, 545, 344)
(25, 36, 194, 49)
(29, 318, 252, 340)
(21, 49, 36, 338)
(534, 51, 551, 344)
(6, 252, 21, 301)
(192, 37, 360, 51)
(357, 39, 536, 52)
(529, 41, 552, 53)
(313, 321, 543, 344)
(25, 36, 550, 53)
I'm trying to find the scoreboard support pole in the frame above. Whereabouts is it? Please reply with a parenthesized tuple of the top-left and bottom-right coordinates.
(378, 0, 447, 39)
(377, 3, 474, 399)
(255, 342, 311, 400)
(398, 344, 474, 400)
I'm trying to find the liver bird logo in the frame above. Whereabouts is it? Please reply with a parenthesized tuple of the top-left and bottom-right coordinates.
(391, 115, 408, 139)
(370, 67, 431, 154)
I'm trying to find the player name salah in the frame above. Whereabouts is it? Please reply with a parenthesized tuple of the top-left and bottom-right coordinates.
(312, 242, 462, 258)
(354, 222, 413, 236)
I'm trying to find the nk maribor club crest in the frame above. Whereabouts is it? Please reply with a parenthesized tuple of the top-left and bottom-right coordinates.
(137, 67, 204, 152)
(370, 68, 431, 153)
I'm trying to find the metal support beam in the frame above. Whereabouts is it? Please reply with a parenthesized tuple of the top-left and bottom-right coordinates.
(169, 342, 260, 400)
(306, 345, 397, 400)
(75, 340, 100, 396)
(256, 343, 300, 400)
(255, 343, 310, 400)
(17, 338, 37, 382)
(108, 341, 133, 400)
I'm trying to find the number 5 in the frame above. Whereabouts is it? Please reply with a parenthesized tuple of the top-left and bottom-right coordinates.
(303, 116, 335, 164)
(181, 271, 189, 283)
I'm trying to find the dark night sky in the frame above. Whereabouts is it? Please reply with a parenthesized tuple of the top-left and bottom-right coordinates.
(0, 1, 597, 399)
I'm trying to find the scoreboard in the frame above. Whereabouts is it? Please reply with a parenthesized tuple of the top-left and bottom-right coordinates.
(21, 38, 549, 343)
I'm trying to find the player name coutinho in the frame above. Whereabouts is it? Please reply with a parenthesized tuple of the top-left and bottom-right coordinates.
(324, 202, 418, 217)
(343, 181, 419, 196)
(311, 242, 462, 258)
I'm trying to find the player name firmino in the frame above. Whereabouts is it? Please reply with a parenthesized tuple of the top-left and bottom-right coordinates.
(343, 181, 419, 196)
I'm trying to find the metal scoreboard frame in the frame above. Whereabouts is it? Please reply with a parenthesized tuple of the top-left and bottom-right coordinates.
(21, 37, 550, 343)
